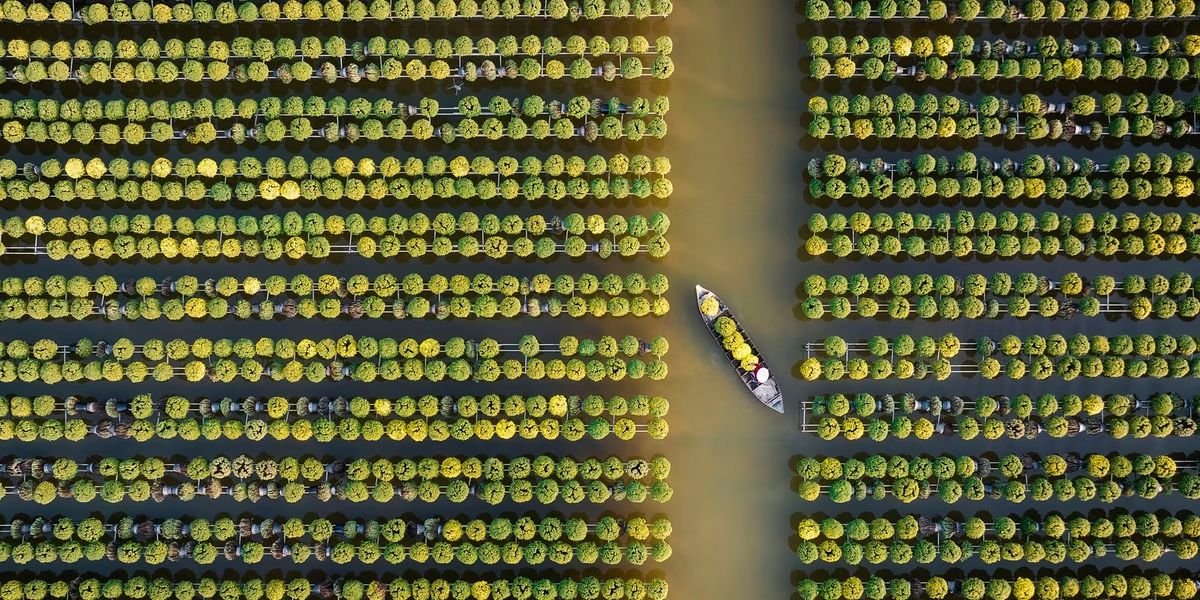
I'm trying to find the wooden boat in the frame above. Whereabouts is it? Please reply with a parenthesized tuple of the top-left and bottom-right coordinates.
(695, 285, 783, 413)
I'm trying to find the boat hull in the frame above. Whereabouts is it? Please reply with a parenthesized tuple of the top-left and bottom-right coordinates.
(695, 285, 784, 413)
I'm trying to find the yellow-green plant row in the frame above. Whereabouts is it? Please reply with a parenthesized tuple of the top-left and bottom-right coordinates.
(0, 393, 670, 442)
(2, 453, 673, 505)
(0, 93, 669, 146)
(0, 272, 671, 321)
(0, 153, 672, 204)
(0, 34, 674, 84)
(0, 334, 671, 383)
(0, 513, 673, 566)
(0, 0, 675, 24)
(0, 210, 672, 261)
(0, 574, 671, 600)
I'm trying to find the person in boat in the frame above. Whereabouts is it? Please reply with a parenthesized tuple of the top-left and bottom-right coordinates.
(742, 362, 770, 388)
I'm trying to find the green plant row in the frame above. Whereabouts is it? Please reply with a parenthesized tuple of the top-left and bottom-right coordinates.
(69, 393, 670, 421)
(1, 33, 673, 84)
(795, 527, 1192, 566)
(817, 150, 1195, 179)
(3, 271, 669, 299)
(6, 45, 673, 86)
(973, 335, 1200, 379)
(0, 333, 671, 384)
(2, 0, 676, 23)
(808, 407, 1193, 441)
(798, 510, 1198, 542)
(0, 93, 670, 146)
(795, 510, 1200, 565)
(813, 51, 1197, 82)
(0, 392, 671, 442)
(0, 574, 670, 600)
(975, 333, 1199, 359)
(0, 211, 672, 262)
(796, 571, 1191, 600)
(798, 332, 957, 381)
(812, 92, 1192, 119)
(798, 271, 1200, 320)
(6, 454, 673, 505)
(6, 34, 672, 62)
(810, 35, 1200, 81)
(0, 536, 672, 566)
(814, 391, 1184, 420)
(799, 332, 1200, 380)
(19, 454, 672, 484)
(1, 94, 668, 125)
(805, 210, 1200, 259)
(809, 34, 1199, 58)
(805, 229, 1194, 259)
(1, 153, 672, 204)
(819, 331, 961, 360)
(806, 392, 1196, 441)
(807, 92, 1197, 141)
(18, 153, 672, 181)
(5, 168, 672, 204)
(794, 350, 1200, 381)
(795, 452, 1179, 483)
(0, 271, 671, 321)
(50, 512, 670, 545)
(805, 0, 1192, 20)
(808, 151, 1197, 204)
(808, 210, 1190, 235)
(794, 452, 1196, 503)
(11, 59, 670, 88)
(0, 512, 672, 566)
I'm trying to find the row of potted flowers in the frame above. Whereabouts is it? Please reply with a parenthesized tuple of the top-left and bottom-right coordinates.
(1, 0, 676, 23)
(2, 33, 672, 62)
(798, 271, 1200, 320)
(796, 571, 1188, 600)
(4, 454, 673, 505)
(0, 210, 672, 261)
(806, 0, 1190, 21)
(0, 333, 671, 384)
(0, 513, 671, 566)
(1, 574, 670, 600)
(0, 271, 671, 321)
(807, 152, 1195, 204)
(0, 153, 673, 204)
(0, 391, 671, 442)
